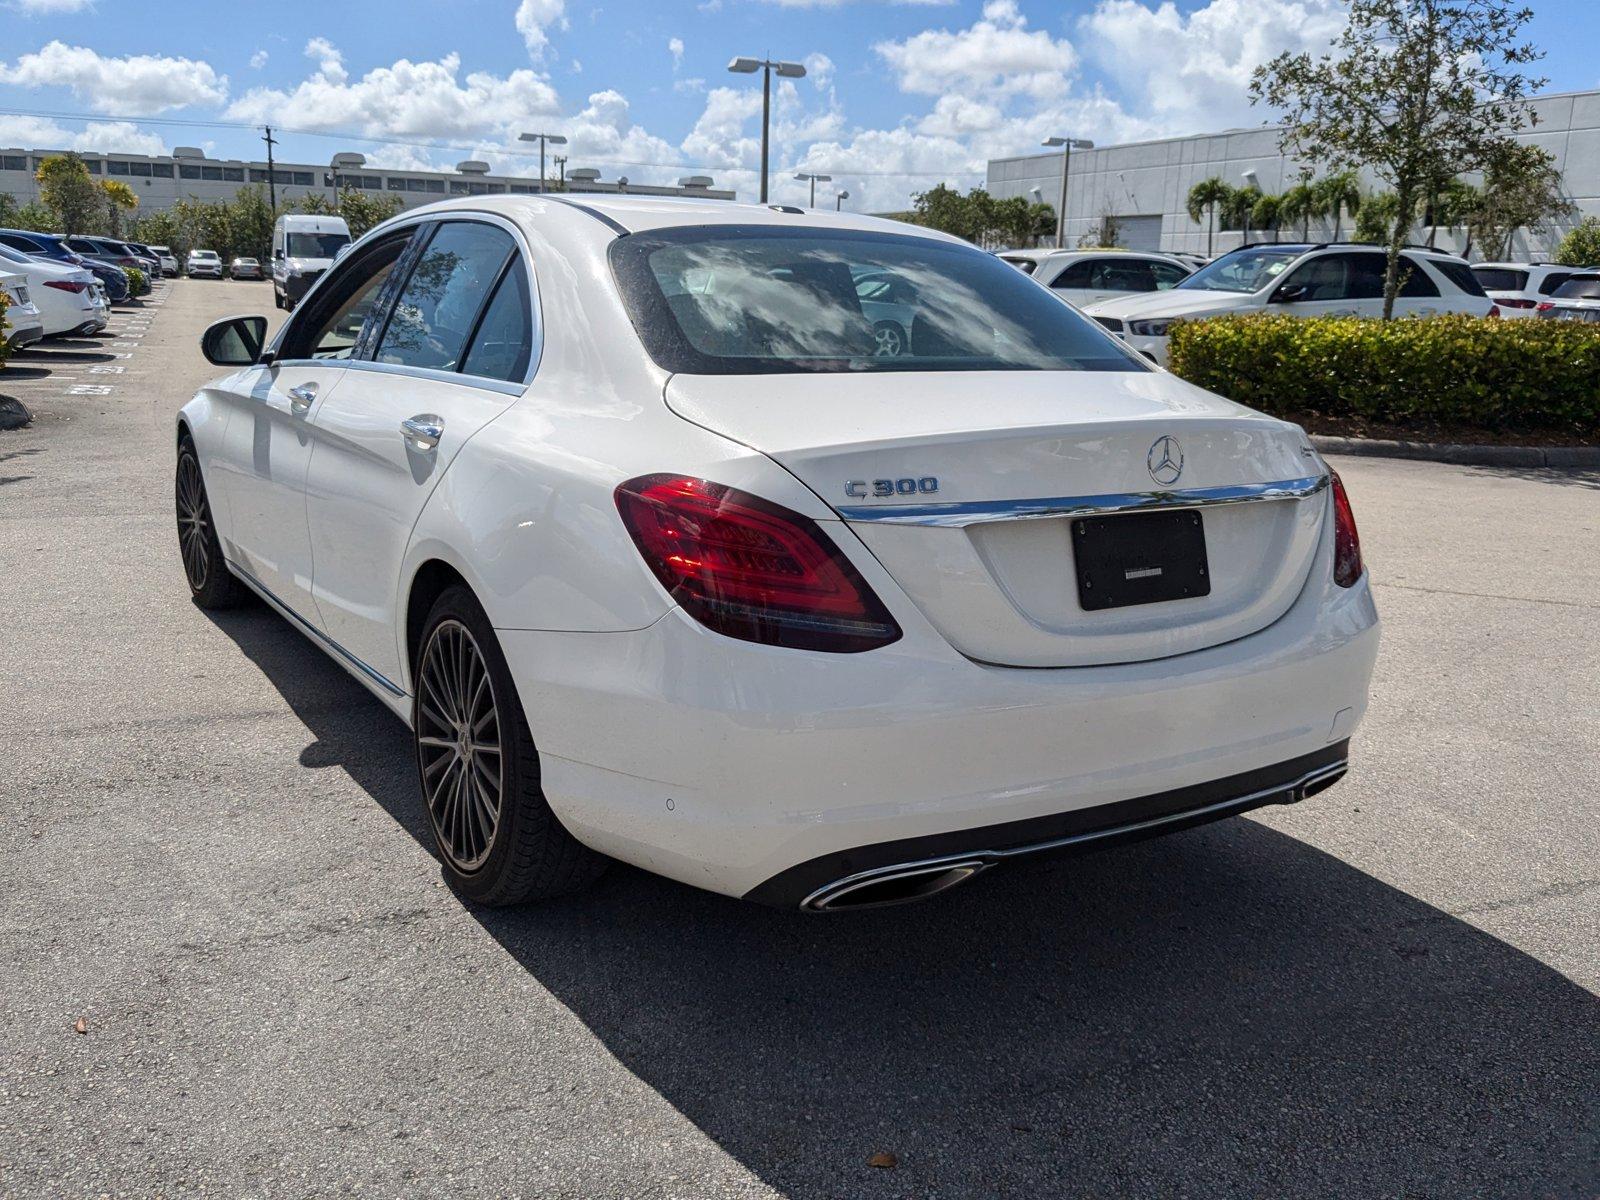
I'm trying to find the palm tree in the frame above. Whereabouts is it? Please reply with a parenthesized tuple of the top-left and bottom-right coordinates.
(99, 179, 140, 239)
(1251, 193, 1284, 243)
(1185, 177, 1232, 257)
(1278, 182, 1319, 241)
(1313, 171, 1362, 241)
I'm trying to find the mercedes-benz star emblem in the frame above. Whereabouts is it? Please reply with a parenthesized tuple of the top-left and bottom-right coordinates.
(1147, 436, 1184, 486)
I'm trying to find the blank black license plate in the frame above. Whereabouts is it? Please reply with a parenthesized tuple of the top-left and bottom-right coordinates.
(1073, 509, 1211, 611)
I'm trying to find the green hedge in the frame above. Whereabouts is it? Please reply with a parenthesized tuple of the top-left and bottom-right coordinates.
(123, 265, 147, 297)
(1167, 313, 1600, 435)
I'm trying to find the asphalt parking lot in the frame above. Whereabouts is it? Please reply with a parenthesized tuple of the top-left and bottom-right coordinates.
(1, 279, 1596, 1199)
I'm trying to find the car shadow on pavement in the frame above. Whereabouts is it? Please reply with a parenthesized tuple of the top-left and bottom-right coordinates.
(208, 603, 1600, 1200)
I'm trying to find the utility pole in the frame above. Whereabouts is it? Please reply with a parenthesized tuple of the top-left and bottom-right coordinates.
(262, 126, 279, 212)
(553, 155, 567, 191)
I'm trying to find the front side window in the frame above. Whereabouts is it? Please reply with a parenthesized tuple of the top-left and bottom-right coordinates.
(284, 233, 413, 360)
(1430, 259, 1488, 297)
(375, 222, 518, 372)
(610, 226, 1145, 375)
(1178, 246, 1301, 294)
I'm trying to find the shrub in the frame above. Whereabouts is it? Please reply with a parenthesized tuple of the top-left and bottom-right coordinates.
(1554, 216, 1600, 268)
(123, 265, 147, 297)
(1166, 312, 1600, 435)
(0, 287, 10, 370)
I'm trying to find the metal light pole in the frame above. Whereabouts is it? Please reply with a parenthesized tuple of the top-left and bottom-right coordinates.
(1042, 136, 1094, 249)
(795, 172, 831, 208)
(519, 131, 568, 194)
(835, 188, 849, 211)
(728, 56, 806, 203)
(553, 155, 567, 191)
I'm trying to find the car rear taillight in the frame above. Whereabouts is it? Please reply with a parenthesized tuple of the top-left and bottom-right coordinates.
(1331, 471, 1363, 588)
(44, 280, 89, 293)
(1536, 302, 1555, 313)
(1499, 297, 1537, 309)
(1486, 305, 1501, 318)
(615, 474, 902, 653)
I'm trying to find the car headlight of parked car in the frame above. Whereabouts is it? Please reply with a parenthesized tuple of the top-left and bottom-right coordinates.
(1128, 318, 1176, 337)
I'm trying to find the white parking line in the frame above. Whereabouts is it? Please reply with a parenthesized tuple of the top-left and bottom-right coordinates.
(68, 385, 114, 395)
(89, 365, 126, 374)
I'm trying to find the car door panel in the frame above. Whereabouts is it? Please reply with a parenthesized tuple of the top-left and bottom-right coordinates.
(211, 363, 345, 616)
(304, 218, 532, 688)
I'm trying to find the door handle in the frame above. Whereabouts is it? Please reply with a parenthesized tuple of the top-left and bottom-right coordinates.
(287, 383, 317, 414)
(401, 414, 444, 451)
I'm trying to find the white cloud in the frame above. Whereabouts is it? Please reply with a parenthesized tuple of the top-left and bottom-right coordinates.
(249, 49, 268, 70)
(10, 0, 95, 12)
(515, 0, 568, 60)
(0, 114, 166, 156)
(668, 37, 684, 69)
(224, 46, 560, 142)
(1078, 0, 1345, 131)
(875, 1, 1078, 100)
(0, 41, 228, 113)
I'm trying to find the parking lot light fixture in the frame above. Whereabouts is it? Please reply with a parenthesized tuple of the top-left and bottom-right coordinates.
(728, 56, 807, 203)
(835, 189, 850, 211)
(1042, 136, 1094, 249)
(518, 132, 568, 194)
(795, 172, 832, 208)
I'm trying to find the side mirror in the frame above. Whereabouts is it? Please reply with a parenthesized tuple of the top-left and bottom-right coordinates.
(1272, 283, 1309, 304)
(273, 249, 284, 260)
(201, 315, 269, 366)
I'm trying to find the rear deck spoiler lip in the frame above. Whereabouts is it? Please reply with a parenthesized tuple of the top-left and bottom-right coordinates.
(836, 473, 1329, 528)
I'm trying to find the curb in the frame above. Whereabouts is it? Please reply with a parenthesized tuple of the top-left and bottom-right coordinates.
(1311, 434, 1600, 469)
(0, 396, 32, 431)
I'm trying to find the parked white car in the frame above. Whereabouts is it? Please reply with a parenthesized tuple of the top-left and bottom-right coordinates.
(1534, 270, 1600, 323)
(0, 242, 108, 337)
(1000, 249, 1193, 310)
(147, 244, 180, 277)
(1085, 243, 1497, 365)
(1471, 262, 1582, 318)
(177, 197, 1378, 911)
(187, 249, 224, 279)
(0, 268, 44, 352)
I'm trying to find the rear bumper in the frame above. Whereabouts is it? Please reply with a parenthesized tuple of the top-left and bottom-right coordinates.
(499, 531, 1379, 902)
(4, 320, 44, 351)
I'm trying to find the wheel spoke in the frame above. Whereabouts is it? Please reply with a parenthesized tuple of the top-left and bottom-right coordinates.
(416, 618, 505, 872)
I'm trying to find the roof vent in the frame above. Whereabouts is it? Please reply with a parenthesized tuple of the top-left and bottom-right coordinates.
(332, 152, 367, 169)
(456, 160, 491, 175)
(567, 168, 601, 182)
(173, 146, 205, 160)
(678, 175, 714, 188)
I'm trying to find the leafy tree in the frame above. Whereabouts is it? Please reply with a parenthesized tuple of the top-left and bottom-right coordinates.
(1312, 170, 1363, 240)
(0, 191, 15, 226)
(1250, 193, 1284, 242)
(1353, 191, 1409, 243)
(9, 200, 58, 233)
(128, 208, 187, 258)
(1428, 177, 1483, 251)
(99, 179, 140, 238)
(1186, 177, 1232, 256)
(1466, 142, 1575, 259)
(230, 186, 276, 261)
(294, 192, 335, 216)
(35, 154, 102, 236)
(335, 188, 404, 239)
(1554, 216, 1600, 267)
(1252, 0, 1546, 318)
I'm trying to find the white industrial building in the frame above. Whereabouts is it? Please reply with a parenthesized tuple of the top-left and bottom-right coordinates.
(986, 88, 1600, 260)
(0, 146, 733, 213)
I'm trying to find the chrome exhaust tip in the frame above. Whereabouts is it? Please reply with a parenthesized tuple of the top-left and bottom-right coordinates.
(801, 860, 990, 913)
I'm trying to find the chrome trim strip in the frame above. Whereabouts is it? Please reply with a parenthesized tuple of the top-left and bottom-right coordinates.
(799, 758, 1347, 912)
(228, 563, 407, 698)
(837, 473, 1329, 528)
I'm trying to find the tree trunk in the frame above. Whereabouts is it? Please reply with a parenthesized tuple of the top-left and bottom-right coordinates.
(1332, 205, 1342, 241)
(1207, 205, 1214, 257)
(1382, 189, 1415, 321)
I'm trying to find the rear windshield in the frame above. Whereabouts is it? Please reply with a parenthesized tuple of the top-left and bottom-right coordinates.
(1177, 246, 1302, 293)
(1472, 267, 1528, 292)
(287, 232, 350, 258)
(1000, 256, 1039, 275)
(610, 226, 1145, 375)
(1552, 273, 1600, 300)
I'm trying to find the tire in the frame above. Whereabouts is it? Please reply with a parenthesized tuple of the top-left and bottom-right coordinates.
(413, 585, 607, 905)
(873, 320, 907, 358)
(175, 436, 246, 609)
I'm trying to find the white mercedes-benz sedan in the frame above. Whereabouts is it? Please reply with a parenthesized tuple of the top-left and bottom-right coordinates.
(176, 195, 1378, 912)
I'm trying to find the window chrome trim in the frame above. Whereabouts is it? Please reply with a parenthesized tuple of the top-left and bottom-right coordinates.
(837, 473, 1329, 528)
(335, 357, 528, 396)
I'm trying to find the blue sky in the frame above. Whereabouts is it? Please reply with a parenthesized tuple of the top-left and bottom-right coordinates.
(1, 0, 1595, 210)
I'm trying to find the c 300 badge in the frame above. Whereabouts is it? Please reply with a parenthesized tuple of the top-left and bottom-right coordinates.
(845, 477, 939, 499)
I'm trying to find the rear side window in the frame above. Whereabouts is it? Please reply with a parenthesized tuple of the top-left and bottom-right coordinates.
(1552, 273, 1600, 300)
(610, 226, 1145, 375)
(375, 221, 517, 372)
(1398, 256, 1440, 297)
(460, 258, 535, 382)
(1472, 267, 1528, 292)
(1538, 272, 1574, 295)
(1430, 259, 1487, 297)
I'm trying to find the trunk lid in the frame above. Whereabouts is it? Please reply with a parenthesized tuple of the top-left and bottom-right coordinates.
(665, 371, 1328, 667)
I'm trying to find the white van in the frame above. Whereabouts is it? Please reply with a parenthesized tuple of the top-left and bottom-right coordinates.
(271, 213, 352, 311)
